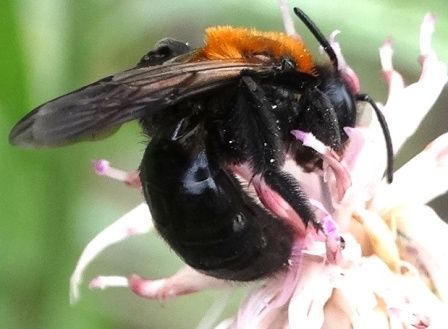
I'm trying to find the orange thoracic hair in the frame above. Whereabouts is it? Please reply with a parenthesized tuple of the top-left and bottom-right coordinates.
(192, 26, 316, 75)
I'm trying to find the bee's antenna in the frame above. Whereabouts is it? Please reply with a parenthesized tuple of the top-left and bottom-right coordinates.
(294, 7, 394, 183)
(293, 7, 338, 71)
(357, 94, 394, 183)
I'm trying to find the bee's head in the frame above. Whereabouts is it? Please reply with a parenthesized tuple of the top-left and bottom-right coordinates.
(316, 65, 357, 133)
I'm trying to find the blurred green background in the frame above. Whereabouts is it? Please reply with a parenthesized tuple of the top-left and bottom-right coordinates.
(1, 0, 447, 328)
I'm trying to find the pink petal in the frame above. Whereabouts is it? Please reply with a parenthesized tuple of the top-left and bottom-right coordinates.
(231, 163, 308, 236)
(127, 266, 231, 301)
(291, 130, 352, 202)
(89, 266, 232, 303)
(332, 128, 380, 210)
(92, 159, 128, 181)
(92, 159, 142, 189)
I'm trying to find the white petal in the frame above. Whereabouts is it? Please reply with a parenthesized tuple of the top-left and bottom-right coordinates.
(393, 205, 448, 303)
(327, 30, 360, 94)
(372, 133, 448, 208)
(213, 318, 234, 329)
(196, 290, 232, 329)
(235, 275, 288, 328)
(354, 210, 400, 272)
(89, 276, 129, 289)
(69, 202, 152, 304)
(288, 257, 333, 329)
(276, 0, 300, 39)
(387, 275, 448, 328)
(381, 15, 448, 152)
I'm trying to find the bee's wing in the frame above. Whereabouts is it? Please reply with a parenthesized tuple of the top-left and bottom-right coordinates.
(9, 59, 276, 148)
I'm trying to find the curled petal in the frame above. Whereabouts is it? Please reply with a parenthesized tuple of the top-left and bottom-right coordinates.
(231, 163, 308, 236)
(308, 201, 344, 264)
(290, 130, 352, 202)
(252, 174, 307, 236)
(380, 39, 405, 106)
(327, 30, 360, 94)
(419, 14, 436, 57)
(69, 202, 152, 304)
(382, 14, 448, 152)
(334, 128, 377, 208)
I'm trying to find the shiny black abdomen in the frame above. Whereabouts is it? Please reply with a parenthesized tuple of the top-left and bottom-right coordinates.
(139, 124, 294, 280)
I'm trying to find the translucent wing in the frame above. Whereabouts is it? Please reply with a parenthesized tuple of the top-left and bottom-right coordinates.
(9, 59, 277, 148)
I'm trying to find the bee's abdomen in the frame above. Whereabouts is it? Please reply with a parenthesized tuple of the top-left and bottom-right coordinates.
(140, 126, 293, 281)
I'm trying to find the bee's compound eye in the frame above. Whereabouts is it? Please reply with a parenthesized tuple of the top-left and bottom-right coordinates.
(280, 58, 296, 72)
(137, 38, 190, 67)
(154, 38, 190, 57)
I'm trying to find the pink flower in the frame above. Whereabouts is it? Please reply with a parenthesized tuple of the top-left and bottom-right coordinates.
(69, 7, 448, 329)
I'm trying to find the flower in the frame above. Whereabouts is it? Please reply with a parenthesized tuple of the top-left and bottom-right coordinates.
(69, 5, 448, 329)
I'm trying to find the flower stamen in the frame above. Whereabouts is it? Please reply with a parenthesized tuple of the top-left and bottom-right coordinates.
(92, 159, 141, 189)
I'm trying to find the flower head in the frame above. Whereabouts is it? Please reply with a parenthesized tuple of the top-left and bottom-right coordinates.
(69, 5, 448, 329)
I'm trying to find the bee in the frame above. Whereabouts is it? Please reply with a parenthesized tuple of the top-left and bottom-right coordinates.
(9, 8, 393, 281)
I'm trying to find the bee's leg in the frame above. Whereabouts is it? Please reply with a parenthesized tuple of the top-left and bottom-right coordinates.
(226, 76, 321, 230)
(296, 86, 343, 152)
(231, 163, 320, 234)
(261, 169, 321, 231)
(232, 75, 286, 172)
(205, 74, 287, 173)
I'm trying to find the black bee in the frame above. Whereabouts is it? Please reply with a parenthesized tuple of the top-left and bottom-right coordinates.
(9, 8, 393, 281)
